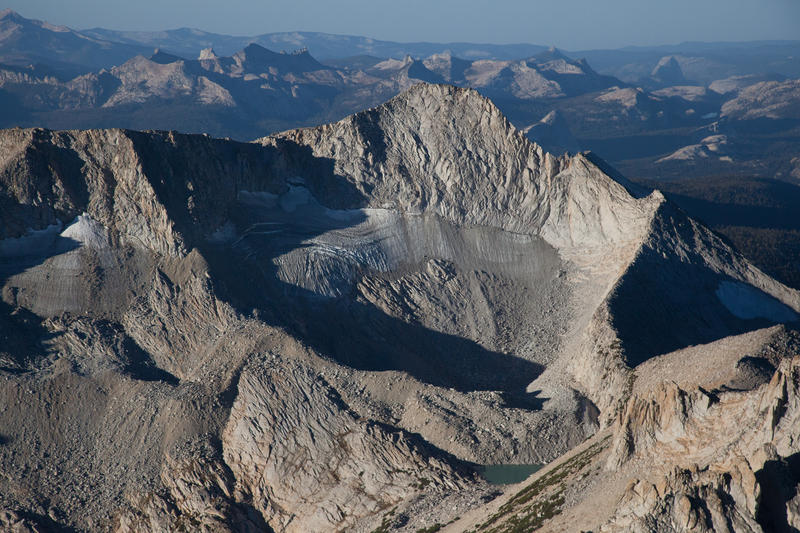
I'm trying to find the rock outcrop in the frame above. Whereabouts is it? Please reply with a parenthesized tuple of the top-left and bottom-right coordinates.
(223, 358, 470, 532)
(601, 351, 800, 532)
(448, 326, 800, 533)
(721, 79, 800, 120)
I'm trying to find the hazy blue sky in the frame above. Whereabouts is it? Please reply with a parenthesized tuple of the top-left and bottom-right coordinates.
(7, 0, 800, 49)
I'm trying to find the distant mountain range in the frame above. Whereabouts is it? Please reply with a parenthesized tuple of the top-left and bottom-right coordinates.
(576, 40, 800, 83)
(80, 25, 800, 84)
(0, 8, 149, 76)
(0, 37, 629, 140)
(1, 10, 797, 158)
(81, 27, 552, 63)
(3, 8, 800, 84)
(1, 9, 798, 180)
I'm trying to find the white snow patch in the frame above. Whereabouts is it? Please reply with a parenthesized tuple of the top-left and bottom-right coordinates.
(61, 214, 109, 249)
(716, 281, 797, 323)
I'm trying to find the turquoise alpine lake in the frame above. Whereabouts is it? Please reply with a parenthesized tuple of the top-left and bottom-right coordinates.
(479, 464, 543, 485)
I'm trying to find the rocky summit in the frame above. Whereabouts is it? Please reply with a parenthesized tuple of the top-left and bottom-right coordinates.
(0, 83, 799, 532)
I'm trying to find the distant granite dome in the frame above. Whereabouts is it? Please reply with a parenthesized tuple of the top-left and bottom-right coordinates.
(650, 55, 688, 86)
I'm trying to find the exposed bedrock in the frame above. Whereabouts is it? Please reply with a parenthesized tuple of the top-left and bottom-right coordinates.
(0, 83, 798, 531)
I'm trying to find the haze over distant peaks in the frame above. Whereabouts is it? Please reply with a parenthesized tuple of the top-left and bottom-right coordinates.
(0, 9, 149, 75)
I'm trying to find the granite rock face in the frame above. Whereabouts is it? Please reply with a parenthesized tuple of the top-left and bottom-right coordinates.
(222, 359, 470, 532)
(1, 83, 799, 531)
(266, 84, 799, 419)
(601, 353, 800, 532)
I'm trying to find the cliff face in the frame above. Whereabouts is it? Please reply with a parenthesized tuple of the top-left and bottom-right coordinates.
(0, 127, 285, 254)
(1, 83, 799, 532)
(600, 338, 800, 533)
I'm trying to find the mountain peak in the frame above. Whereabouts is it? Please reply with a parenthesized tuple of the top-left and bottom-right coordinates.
(0, 9, 70, 32)
(407, 81, 465, 95)
(539, 109, 562, 125)
(267, 81, 534, 209)
(421, 51, 472, 82)
(269, 80, 673, 255)
(653, 55, 680, 71)
(368, 56, 444, 83)
(0, 8, 20, 21)
(389, 83, 497, 115)
(242, 42, 270, 54)
(533, 46, 571, 63)
(372, 55, 413, 69)
(236, 42, 284, 61)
